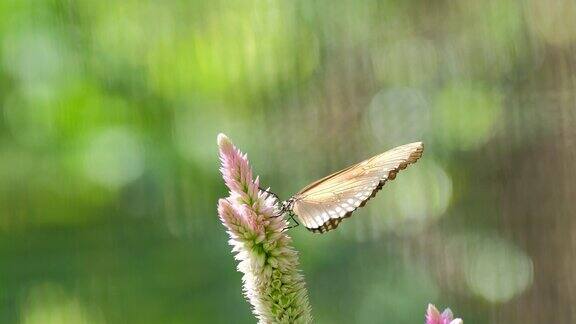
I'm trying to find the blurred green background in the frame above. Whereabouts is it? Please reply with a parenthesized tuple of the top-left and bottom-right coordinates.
(1, 0, 576, 323)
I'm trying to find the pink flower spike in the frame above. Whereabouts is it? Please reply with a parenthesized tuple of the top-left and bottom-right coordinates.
(426, 304, 463, 324)
(217, 133, 312, 324)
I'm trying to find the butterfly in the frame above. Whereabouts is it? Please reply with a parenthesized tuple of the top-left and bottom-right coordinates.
(263, 142, 424, 233)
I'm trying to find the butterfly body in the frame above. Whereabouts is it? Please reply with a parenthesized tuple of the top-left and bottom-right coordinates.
(278, 142, 424, 233)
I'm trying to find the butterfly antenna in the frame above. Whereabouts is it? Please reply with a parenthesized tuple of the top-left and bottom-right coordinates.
(259, 186, 286, 218)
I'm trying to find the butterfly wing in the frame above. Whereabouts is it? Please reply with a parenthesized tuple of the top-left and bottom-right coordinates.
(291, 142, 424, 233)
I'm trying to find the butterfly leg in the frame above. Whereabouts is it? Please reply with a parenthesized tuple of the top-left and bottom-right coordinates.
(284, 213, 299, 230)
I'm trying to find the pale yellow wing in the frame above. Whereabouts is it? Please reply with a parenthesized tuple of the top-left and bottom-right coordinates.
(292, 142, 424, 233)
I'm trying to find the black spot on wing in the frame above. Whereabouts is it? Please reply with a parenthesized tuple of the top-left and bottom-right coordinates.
(309, 217, 348, 233)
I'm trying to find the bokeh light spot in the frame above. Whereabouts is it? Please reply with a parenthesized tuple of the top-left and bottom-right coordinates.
(82, 127, 145, 189)
(20, 283, 104, 324)
(367, 87, 430, 146)
(393, 160, 452, 224)
(174, 106, 233, 168)
(432, 83, 502, 151)
(461, 235, 534, 303)
(1, 30, 66, 91)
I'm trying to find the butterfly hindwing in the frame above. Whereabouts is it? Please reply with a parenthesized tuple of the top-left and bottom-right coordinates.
(291, 142, 424, 233)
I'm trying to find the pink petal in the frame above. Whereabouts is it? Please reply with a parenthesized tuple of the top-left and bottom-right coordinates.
(426, 304, 442, 324)
(441, 308, 454, 323)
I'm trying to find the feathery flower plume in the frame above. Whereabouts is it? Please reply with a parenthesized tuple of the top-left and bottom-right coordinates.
(217, 133, 312, 323)
(426, 304, 463, 324)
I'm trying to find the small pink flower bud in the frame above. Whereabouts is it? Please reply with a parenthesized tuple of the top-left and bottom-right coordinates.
(426, 303, 463, 324)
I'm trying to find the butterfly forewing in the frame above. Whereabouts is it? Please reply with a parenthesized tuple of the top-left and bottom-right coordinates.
(291, 142, 424, 233)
